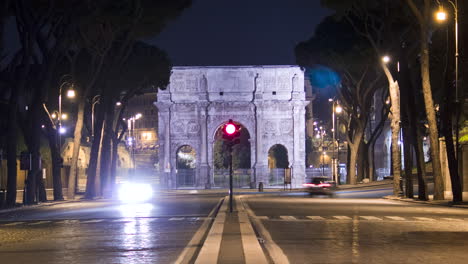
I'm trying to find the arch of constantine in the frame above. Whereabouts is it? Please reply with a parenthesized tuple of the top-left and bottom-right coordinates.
(155, 66, 309, 189)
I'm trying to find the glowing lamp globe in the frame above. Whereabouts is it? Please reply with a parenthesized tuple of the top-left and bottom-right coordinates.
(225, 123, 236, 135)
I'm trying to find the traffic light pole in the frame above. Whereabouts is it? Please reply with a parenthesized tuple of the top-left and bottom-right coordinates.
(228, 143, 233, 213)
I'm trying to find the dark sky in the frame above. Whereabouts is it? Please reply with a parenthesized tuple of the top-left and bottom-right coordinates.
(150, 0, 331, 66)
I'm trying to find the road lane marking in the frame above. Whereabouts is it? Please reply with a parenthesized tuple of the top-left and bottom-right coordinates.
(81, 219, 104, 223)
(237, 196, 268, 264)
(360, 216, 383, 221)
(56, 220, 80, 224)
(441, 218, 464, 221)
(28, 221, 51, 225)
(413, 217, 435, 221)
(307, 216, 325, 220)
(333, 216, 352, 220)
(242, 197, 290, 264)
(169, 217, 185, 221)
(280, 216, 297, 221)
(194, 197, 228, 264)
(385, 216, 406, 221)
(3, 222, 25, 226)
(256, 216, 268, 220)
(175, 198, 224, 264)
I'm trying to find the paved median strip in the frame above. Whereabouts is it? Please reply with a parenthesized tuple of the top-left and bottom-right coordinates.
(194, 197, 228, 264)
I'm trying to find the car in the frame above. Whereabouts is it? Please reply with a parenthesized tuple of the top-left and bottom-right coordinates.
(303, 177, 336, 196)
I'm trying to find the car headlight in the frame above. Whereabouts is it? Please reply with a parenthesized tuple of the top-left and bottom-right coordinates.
(118, 183, 153, 203)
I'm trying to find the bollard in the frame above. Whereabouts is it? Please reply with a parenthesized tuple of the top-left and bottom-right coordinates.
(258, 182, 264, 192)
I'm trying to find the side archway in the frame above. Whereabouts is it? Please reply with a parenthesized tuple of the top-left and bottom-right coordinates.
(176, 145, 196, 187)
(268, 144, 289, 186)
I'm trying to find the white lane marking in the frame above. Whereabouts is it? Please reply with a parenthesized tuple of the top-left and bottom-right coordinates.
(413, 217, 435, 221)
(28, 221, 51, 225)
(175, 198, 223, 264)
(195, 197, 228, 264)
(169, 217, 185, 221)
(280, 215, 297, 221)
(333, 216, 352, 220)
(385, 216, 406, 221)
(242, 197, 290, 264)
(441, 218, 464, 222)
(56, 220, 80, 224)
(81, 219, 104, 223)
(256, 216, 268, 220)
(237, 196, 268, 264)
(3, 222, 25, 226)
(360, 216, 383, 221)
(307, 216, 325, 220)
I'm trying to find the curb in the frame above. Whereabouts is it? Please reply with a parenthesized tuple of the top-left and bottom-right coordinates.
(383, 195, 468, 209)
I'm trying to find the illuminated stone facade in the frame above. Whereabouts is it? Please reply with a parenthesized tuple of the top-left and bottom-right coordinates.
(156, 66, 309, 189)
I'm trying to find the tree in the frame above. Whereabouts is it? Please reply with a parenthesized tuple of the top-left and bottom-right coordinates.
(296, 16, 385, 184)
(405, 0, 445, 200)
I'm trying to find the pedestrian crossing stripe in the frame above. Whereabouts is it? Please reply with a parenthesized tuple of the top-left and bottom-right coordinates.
(360, 216, 382, 221)
(28, 221, 51, 225)
(333, 216, 352, 220)
(81, 219, 104, 223)
(385, 216, 405, 221)
(3, 222, 25, 226)
(306, 216, 325, 220)
(169, 217, 185, 221)
(280, 216, 296, 220)
(413, 217, 435, 221)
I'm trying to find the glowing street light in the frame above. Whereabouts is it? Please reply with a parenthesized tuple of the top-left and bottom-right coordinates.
(382, 55, 390, 64)
(59, 127, 66, 134)
(61, 113, 68, 120)
(66, 89, 76, 98)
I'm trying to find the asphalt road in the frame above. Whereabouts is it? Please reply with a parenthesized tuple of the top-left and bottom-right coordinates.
(242, 193, 468, 264)
(0, 192, 223, 264)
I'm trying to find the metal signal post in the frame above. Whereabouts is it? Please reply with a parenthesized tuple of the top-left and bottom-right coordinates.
(222, 119, 241, 213)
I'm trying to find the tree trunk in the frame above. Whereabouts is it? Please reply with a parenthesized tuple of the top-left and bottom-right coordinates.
(413, 126, 428, 200)
(45, 122, 64, 200)
(390, 114, 402, 196)
(85, 103, 105, 199)
(441, 106, 462, 202)
(6, 102, 18, 207)
(420, 2, 444, 200)
(357, 141, 367, 182)
(100, 98, 115, 198)
(368, 141, 376, 181)
(348, 128, 364, 185)
(67, 99, 85, 200)
(110, 138, 119, 198)
(403, 128, 413, 198)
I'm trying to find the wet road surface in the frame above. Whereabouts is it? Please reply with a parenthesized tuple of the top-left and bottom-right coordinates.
(243, 195, 468, 264)
(0, 193, 223, 264)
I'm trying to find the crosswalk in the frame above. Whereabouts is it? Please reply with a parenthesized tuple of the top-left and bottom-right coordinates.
(254, 215, 468, 222)
(0, 217, 212, 227)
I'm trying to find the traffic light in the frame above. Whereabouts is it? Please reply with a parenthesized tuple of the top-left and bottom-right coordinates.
(222, 119, 241, 144)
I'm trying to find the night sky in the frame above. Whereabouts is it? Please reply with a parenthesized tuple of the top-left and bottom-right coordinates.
(150, 0, 331, 66)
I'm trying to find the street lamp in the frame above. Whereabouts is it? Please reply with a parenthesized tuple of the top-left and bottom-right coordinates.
(436, 0, 460, 150)
(127, 113, 143, 170)
(58, 82, 75, 146)
(330, 99, 343, 184)
(91, 95, 101, 139)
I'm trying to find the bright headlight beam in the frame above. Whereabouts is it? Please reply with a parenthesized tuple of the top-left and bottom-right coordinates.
(118, 183, 153, 203)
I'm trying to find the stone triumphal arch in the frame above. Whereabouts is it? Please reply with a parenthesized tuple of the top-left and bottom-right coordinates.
(155, 66, 309, 189)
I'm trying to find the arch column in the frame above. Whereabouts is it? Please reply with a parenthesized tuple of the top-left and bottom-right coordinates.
(199, 103, 210, 188)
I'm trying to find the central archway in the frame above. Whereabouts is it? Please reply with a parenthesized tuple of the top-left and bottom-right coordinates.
(212, 121, 251, 188)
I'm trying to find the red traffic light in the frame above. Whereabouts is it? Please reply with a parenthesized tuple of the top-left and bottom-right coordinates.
(225, 123, 236, 135)
(222, 119, 241, 143)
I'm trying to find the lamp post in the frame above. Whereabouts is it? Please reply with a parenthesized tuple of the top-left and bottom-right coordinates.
(436, 0, 460, 151)
(127, 113, 142, 170)
(91, 95, 101, 139)
(332, 101, 342, 184)
(58, 82, 75, 146)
